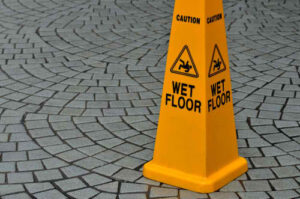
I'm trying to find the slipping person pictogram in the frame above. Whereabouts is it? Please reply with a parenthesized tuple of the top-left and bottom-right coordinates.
(179, 59, 192, 72)
(170, 45, 199, 78)
(213, 59, 221, 71)
(208, 44, 226, 77)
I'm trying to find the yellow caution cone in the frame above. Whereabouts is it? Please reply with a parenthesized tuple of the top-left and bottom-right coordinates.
(143, 0, 248, 193)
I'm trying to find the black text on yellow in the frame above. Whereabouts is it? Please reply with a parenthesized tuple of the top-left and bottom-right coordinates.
(208, 79, 230, 112)
(176, 14, 200, 25)
(166, 81, 201, 113)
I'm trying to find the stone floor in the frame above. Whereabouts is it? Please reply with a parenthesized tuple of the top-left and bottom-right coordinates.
(0, 0, 299, 198)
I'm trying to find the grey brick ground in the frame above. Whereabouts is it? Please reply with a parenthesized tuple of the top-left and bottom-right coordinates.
(0, 0, 298, 198)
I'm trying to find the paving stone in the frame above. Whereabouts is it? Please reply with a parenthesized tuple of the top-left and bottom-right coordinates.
(243, 181, 272, 191)
(35, 169, 63, 181)
(131, 121, 156, 131)
(272, 166, 300, 178)
(74, 157, 105, 169)
(34, 189, 67, 199)
(25, 183, 54, 193)
(25, 120, 49, 129)
(261, 146, 286, 157)
(97, 138, 124, 148)
(0, 174, 5, 183)
(238, 191, 270, 199)
(248, 138, 271, 147)
(263, 133, 290, 144)
(2, 193, 31, 199)
(60, 107, 84, 116)
(220, 181, 244, 191)
(96, 181, 119, 193)
(82, 173, 111, 186)
(120, 183, 148, 193)
(0, 143, 16, 152)
(56, 129, 82, 139)
(44, 144, 71, 154)
(258, 111, 281, 119)
(93, 192, 117, 199)
(113, 168, 142, 182)
(61, 165, 89, 177)
(239, 148, 262, 157)
(270, 179, 299, 190)
(36, 136, 63, 146)
(28, 149, 51, 160)
(86, 130, 114, 141)
(2, 151, 27, 161)
(103, 108, 125, 116)
(57, 150, 87, 162)
(118, 193, 146, 199)
(113, 143, 142, 155)
(250, 118, 273, 126)
(149, 187, 178, 198)
(42, 157, 68, 169)
(275, 120, 298, 128)
(67, 188, 99, 199)
(51, 121, 75, 131)
(77, 122, 103, 132)
(179, 190, 207, 199)
(7, 172, 34, 183)
(29, 128, 54, 138)
(0, 185, 25, 196)
(10, 133, 31, 141)
(55, 178, 86, 191)
(94, 150, 124, 162)
(66, 137, 94, 148)
(282, 127, 300, 137)
(259, 103, 283, 112)
(268, 190, 299, 199)
(126, 134, 154, 146)
(136, 177, 160, 186)
(247, 168, 275, 180)
(93, 163, 121, 176)
(0, 162, 16, 172)
(209, 192, 239, 199)
(115, 156, 146, 169)
(277, 155, 300, 166)
(131, 149, 154, 161)
(253, 126, 279, 134)
(276, 141, 300, 152)
(251, 157, 279, 167)
(77, 145, 105, 156)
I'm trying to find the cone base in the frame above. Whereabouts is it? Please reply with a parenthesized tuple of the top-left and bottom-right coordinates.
(143, 157, 247, 193)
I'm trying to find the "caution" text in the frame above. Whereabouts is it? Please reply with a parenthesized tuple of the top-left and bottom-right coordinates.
(207, 13, 222, 24)
(176, 14, 201, 25)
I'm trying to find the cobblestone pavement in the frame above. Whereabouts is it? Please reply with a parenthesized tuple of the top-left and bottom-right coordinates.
(0, 0, 299, 198)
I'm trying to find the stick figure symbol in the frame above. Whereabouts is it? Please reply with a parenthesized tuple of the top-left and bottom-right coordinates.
(179, 59, 192, 72)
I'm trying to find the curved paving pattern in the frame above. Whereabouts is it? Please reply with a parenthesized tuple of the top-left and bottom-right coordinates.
(0, 0, 299, 198)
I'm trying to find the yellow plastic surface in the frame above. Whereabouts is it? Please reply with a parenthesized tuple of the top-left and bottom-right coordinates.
(143, 0, 248, 193)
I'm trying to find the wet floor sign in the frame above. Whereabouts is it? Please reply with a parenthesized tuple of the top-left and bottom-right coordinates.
(143, 0, 248, 193)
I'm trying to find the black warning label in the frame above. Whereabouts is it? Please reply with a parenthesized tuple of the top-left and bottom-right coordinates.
(208, 44, 226, 77)
(208, 79, 231, 112)
(170, 45, 199, 78)
(166, 81, 201, 113)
